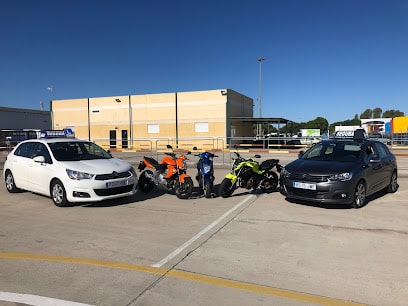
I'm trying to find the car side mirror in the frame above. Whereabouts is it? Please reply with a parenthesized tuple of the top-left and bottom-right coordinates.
(369, 154, 381, 163)
(33, 155, 46, 163)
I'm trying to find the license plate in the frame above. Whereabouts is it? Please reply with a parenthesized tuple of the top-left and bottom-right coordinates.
(106, 180, 129, 188)
(293, 181, 316, 190)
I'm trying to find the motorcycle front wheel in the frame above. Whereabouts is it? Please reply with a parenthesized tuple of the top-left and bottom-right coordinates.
(204, 182, 213, 198)
(260, 171, 279, 193)
(139, 170, 155, 193)
(175, 177, 193, 199)
(219, 178, 234, 198)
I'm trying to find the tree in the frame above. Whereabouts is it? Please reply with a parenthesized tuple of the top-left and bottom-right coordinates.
(373, 107, 382, 118)
(360, 109, 373, 119)
(383, 109, 405, 118)
(305, 117, 329, 132)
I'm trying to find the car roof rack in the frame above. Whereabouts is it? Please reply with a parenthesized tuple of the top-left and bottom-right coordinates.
(333, 128, 367, 142)
(40, 128, 75, 139)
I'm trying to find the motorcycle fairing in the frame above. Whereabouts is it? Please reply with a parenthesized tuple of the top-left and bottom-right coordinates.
(225, 173, 238, 184)
(179, 173, 190, 183)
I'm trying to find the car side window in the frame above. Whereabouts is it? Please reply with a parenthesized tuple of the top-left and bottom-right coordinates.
(14, 142, 36, 158)
(373, 142, 388, 159)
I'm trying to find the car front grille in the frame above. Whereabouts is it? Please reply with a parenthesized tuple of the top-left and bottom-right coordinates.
(289, 173, 329, 183)
(95, 171, 131, 180)
(286, 187, 328, 199)
(94, 184, 134, 196)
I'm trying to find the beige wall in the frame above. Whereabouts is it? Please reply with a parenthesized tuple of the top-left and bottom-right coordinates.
(52, 89, 253, 150)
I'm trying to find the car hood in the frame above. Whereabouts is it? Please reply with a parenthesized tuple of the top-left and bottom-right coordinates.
(58, 158, 132, 174)
(285, 159, 359, 175)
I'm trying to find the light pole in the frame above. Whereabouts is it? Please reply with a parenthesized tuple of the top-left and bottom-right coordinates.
(47, 85, 55, 111)
(257, 57, 265, 136)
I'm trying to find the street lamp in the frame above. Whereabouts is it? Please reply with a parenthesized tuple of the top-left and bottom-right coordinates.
(257, 57, 265, 118)
(47, 85, 55, 111)
(257, 57, 265, 136)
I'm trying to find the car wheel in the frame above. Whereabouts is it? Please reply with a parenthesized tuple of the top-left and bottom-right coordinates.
(387, 171, 398, 193)
(50, 179, 70, 207)
(351, 181, 366, 209)
(5, 170, 21, 193)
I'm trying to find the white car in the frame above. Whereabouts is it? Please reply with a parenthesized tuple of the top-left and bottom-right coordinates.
(3, 136, 138, 207)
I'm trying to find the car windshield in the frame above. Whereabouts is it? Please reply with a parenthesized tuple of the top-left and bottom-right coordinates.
(48, 141, 112, 161)
(300, 141, 362, 162)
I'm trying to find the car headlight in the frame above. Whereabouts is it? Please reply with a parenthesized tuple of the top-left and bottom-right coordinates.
(66, 169, 95, 180)
(329, 172, 352, 181)
(129, 167, 137, 177)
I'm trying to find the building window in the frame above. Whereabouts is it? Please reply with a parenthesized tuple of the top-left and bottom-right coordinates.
(195, 122, 209, 133)
(148, 124, 160, 134)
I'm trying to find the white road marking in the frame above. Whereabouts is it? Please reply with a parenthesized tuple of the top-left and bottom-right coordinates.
(152, 195, 255, 268)
(0, 291, 93, 306)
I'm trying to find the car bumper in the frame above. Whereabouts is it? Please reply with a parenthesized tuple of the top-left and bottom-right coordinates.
(65, 176, 138, 203)
(280, 177, 357, 204)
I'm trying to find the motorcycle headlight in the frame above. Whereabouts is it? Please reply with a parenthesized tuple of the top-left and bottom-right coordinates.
(203, 165, 212, 174)
(329, 172, 352, 181)
(66, 169, 95, 180)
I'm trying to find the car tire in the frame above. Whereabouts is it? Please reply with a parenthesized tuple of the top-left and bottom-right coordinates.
(351, 181, 366, 209)
(387, 170, 398, 193)
(51, 179, 70, 207)
(5, 170, 21, 193)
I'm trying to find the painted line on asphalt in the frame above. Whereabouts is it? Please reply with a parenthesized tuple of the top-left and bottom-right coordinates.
(0, 291, 93, 306)
(152, 194, 256, 268)
(0, 252, 366, 306)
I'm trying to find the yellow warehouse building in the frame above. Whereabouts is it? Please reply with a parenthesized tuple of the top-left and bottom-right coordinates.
(51, 89, 254, 151)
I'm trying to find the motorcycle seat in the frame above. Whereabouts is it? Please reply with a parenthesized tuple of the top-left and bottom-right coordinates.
(260, 159, 279, 170)
(144, 156, 160, 167)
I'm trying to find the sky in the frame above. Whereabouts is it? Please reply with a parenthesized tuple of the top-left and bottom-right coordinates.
(1, 0, 407, 124)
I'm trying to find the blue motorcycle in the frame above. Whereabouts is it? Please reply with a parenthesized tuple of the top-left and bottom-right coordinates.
(195, 151, 218, 198)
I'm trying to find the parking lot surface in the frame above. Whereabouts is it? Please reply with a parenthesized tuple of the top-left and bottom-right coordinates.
(1, 151, 408, 305)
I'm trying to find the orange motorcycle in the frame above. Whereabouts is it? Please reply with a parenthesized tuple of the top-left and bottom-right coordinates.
(138, 145, 193, 199)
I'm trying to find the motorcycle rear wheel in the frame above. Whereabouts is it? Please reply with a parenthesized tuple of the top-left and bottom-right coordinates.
(260, 171, 279, 193)
(175, 177, 193, 199)
(139, 170, 155, 193)
(219, 178, 234, 198)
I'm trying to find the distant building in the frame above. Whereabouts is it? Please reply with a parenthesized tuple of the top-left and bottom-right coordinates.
(360, 118, 391, 136)
(0, 106, 51, 130)
(51, 89, 255, 150)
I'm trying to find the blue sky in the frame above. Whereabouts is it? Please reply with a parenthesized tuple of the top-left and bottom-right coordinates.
(1, 0, 407, 124)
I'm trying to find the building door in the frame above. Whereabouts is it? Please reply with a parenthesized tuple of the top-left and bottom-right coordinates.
(109, 130, 117, 149)
(122, 130, 128, 149)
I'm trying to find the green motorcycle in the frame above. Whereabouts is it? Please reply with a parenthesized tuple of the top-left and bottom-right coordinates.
(219, 152, 281, 198)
